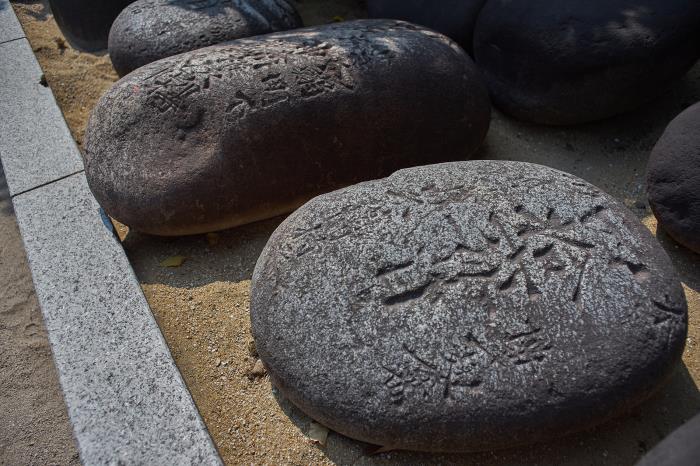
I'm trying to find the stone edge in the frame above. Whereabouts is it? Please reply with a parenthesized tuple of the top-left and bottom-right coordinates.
(0, 30, 84, 196)
(0, 5, 222, 465)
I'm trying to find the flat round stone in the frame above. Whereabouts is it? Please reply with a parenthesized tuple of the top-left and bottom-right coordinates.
(85, 20, 490, 236)
(647, 102, 700, 254)
(251, 160, 687, 452)
(108, 0, 303, 76)
(473, 0, 700, 125)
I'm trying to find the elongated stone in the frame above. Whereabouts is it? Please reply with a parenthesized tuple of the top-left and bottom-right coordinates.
(647, 102, 700, 254)
(84, 20, 491, 236)
(473, 0, 700, 125)
(108, 0, 303, 76)
(251, 160, 687, 452)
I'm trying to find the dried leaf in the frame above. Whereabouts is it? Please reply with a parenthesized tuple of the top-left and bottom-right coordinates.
(307, 421, 329, 446)
(160, 255, 186, 268)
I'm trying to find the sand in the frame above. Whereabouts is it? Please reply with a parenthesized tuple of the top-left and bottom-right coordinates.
(12, 0, 700, 464)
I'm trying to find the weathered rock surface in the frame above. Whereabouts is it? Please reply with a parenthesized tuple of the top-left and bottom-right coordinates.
(636, 412, 700, 466)
(48, 0, 136, 51)
(251, 160, 687, 452)
(85, 20, 491, 236)
(473, 0, 700, 125)
(647, 102, 700, 254)
(109, 0, 303, 76)
(367, 0, 486, 52)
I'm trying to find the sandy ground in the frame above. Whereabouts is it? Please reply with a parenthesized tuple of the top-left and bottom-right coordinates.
(12, 0, 700, 464)
(0, 162, 79, 464)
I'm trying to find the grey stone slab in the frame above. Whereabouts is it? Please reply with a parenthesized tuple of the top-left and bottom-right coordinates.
(0, 0, 24, 44)
(12, 172, 222, 466)
(0, 37, 83, 196)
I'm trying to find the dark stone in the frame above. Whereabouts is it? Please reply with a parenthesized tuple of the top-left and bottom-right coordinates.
(636, 413, 700, 466)
(473, 0, 700, 125)
(647, 102, 700, 253)
(251, 160, 687, 452)
(48, 0, 136, 51)
(367, 0, 486, 52)
(108, 0, 303, 77)
(84, 20, 491, 236)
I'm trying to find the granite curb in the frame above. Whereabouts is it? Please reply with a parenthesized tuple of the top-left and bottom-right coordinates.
(0, 0, 24, 44)
(0, 4, 223, 465)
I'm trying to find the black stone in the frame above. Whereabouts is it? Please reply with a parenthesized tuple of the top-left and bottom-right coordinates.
(367, 0, 486, 52)
(84, 20, 491, 236)
(647, 102, 700, 254)
(251, 160, 687, 452)
(108, 0, 303, 77)
(48, 0, 136, 51)
(473, 0, 700, 125)
(636, 413, 700, 466)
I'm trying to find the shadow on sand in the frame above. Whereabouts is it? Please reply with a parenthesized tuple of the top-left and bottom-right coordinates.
(272, 364, 699, 466)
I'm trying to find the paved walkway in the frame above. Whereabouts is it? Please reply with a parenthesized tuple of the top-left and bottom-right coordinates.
(0, 162, 79, 465)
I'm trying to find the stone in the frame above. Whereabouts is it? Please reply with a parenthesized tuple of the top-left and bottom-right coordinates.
(250, 160, 687, 452)
(12, 173, 221, 464)
(108, 0, 303, 77)
(0, 38, 84, 197)
(250, 359, 267, 378)
(647, 102, 700, 254)
(0, 0, 25, 44)
(84, 20, 491, 236)
(48, 0, 136, 51)
(635, 413, 700, 466)
(367, 0, 486, 52)
(473, 0, 700, 125)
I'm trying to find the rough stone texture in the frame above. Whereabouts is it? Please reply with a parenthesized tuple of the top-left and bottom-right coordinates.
(48, 0, 136, 51)
(12, 173, 222, 465)
(109, 0, 303, 77)
(473, 0, 700, 125)
(85, 20, 491, 236)
(0, 0, 25, 44)
(0, 37, 84, 196)
(251, 160, 688, 452)
(647, 102, 700, 254)
(636, 412, 700, 466)
(0, 163, 80, 466)
(367, 0, 486, 52)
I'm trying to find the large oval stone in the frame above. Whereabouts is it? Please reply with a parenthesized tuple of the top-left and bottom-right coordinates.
(84, 20, 491, 236)
(473, 0, 700, 125)
(367, 0, 486, 52)
(251, 160, 687, 452)
(647, 102, 700, 254)
(108, 0, 303, 76)
(48, 0, 136, 51)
